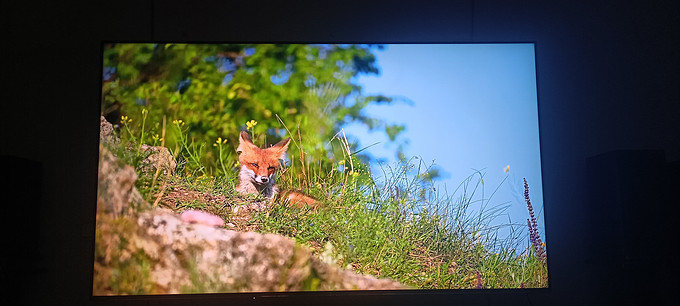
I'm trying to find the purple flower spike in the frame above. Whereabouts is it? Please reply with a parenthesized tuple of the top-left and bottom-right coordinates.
(524, 178, 546, 262)
(476, 271, 483, 289)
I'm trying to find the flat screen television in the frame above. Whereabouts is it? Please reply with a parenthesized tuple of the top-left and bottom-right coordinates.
(94, 43, 548, 299)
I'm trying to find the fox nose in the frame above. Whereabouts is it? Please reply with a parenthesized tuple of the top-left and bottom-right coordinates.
(260, 176, 269, 183)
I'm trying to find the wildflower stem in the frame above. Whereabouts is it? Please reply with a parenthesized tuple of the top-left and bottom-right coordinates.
(124, 125, 134, 141)
(121, 116, 136, 143)
(161, 115, 166, 147)
(138, 109, 147, 153)
(218, 142, 227, 175)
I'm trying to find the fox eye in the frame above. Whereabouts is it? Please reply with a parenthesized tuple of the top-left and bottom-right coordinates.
(250, 163, 259, 168)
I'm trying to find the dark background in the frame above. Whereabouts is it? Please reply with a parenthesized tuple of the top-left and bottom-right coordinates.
(1, 0, 678, 305)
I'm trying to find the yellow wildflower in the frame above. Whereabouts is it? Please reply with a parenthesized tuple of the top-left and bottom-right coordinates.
(504, 165, 510, 173)
(214, 137, 227, 146)
(246, 120, 258, 130)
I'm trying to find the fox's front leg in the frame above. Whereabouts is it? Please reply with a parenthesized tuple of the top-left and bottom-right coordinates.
(235, 180, 259, 196)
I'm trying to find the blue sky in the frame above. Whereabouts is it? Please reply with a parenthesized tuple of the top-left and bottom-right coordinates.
(342, 44, 545, 242)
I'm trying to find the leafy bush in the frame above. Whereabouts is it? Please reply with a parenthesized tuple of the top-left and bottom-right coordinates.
(102, 44, 404, 177)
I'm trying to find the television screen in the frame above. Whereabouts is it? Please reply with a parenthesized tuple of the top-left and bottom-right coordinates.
(94, 43, 547, 295)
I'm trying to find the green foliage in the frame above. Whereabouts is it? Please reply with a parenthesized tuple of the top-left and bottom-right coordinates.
(102, 43, 405, 178)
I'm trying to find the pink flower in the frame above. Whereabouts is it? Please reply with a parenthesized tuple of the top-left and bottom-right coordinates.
(180, 210, 225, 228)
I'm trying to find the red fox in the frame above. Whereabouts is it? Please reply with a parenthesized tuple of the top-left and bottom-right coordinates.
(235, 131, 318, 208)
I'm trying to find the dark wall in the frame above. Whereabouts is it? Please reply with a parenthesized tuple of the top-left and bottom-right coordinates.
(1, 1, 677, 305)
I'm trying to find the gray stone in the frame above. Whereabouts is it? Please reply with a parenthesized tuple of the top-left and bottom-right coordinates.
(97, 145, 148, 217)
(99, 116, 120, 147)
(138, 145, 177, 177)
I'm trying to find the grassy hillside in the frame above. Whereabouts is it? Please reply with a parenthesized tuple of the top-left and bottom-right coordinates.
(103, 116, 548, 290)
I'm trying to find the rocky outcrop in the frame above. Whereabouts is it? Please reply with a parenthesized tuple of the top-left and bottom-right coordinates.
(94, 143, 406, 295)
(97, 145, 148, 218)
(137, 144, 176, 177)
(129, 209, 405, 293)
(100, 116, 119, 147)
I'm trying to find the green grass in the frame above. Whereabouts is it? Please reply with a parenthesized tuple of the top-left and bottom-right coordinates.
(105, 118, 549, 290)
(251, 156, 548, 289)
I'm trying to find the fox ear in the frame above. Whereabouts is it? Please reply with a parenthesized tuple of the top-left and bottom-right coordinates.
(269, 138, 291, 159)
(236, 131, 257, 154)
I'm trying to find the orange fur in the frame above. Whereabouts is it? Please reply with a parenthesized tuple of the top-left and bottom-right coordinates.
(235, 131, 318, 208)
(278, 190, 320, 209)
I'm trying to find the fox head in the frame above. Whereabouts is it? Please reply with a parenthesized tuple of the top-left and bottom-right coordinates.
(236, 131, 291, 186)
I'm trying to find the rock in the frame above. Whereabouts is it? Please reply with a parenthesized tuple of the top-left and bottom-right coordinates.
(137, 145, 176, 177)
(94, 207, 406, 295)
(129, 209, 406, 293)
(100, 116, 119, 147)
(97, 145, 148, 217)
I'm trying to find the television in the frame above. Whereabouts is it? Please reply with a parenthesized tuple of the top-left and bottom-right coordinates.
(94, 43, 548, 299)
